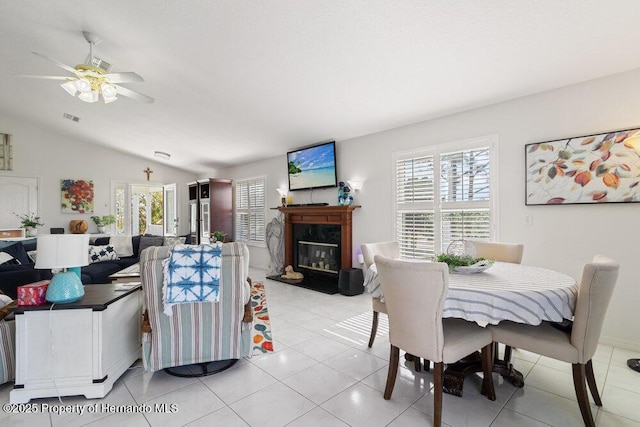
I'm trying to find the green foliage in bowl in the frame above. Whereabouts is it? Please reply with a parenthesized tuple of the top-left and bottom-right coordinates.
(436, 253, 486, 271)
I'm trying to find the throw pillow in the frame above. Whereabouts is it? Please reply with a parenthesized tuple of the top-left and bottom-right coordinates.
(138, 235, 164, 255)
(88, 245, 118, 263)
(0, 241, 31, 265)
(163, 236, 186, 246)
(110, 235, 134, 257)
(27, 250, 37, 264)
(0, 252, 17, 265)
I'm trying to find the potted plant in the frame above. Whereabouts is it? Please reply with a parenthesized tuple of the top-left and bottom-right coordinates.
(91, 215, 116, 234)
(15, 212, 44, 237)
(211, 231, 227, 243)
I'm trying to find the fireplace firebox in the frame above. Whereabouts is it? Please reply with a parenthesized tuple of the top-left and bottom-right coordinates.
(267, 205, 360, 294)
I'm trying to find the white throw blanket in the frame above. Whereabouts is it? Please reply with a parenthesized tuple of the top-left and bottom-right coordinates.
(162, 243, 223, 315)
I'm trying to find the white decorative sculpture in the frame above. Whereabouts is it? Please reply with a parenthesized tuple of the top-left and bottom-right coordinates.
(266, 216, 284, 276)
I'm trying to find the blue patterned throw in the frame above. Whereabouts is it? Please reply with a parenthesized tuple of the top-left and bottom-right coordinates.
(162, 243, 222, 315)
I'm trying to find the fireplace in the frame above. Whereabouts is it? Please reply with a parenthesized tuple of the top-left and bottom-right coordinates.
(267, 205, 360, 294)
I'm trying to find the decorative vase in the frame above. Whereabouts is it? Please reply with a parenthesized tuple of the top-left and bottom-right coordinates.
(25, 227, 37, 237)
(69, 220, 88, 234)
(97, 225, 106, 234)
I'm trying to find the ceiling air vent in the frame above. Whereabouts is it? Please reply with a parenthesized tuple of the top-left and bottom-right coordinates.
(85, 55, 112, 72)
(63, 113, 80, 122)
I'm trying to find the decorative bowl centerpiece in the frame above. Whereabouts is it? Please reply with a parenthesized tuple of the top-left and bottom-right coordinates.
(436, 253, 494, 274)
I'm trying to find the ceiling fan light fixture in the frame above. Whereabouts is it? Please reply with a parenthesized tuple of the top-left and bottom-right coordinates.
(101, 83, 117, 98)
(61, 80, 78, 96)
(74, 78, 92, 93)
(78, 90, 98, 103)
(103, 94, 118, 104)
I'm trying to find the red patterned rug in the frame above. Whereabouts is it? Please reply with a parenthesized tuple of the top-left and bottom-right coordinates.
(251, 281, 274, 354)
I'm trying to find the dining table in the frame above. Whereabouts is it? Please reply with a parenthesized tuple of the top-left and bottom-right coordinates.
(364, 260, 578, 396)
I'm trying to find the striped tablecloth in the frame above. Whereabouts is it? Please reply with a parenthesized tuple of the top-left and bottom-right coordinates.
(364, 261, 578, 326)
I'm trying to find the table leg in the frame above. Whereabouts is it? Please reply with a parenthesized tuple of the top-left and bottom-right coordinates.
(443, 348, 524, 396)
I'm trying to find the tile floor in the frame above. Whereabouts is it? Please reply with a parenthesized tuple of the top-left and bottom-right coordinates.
(1, 267, 639, 426)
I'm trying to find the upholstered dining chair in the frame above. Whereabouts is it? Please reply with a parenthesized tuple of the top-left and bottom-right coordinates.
(471, 241, 524, 264)
(471, 241, 524, 365)
(375, 255, 496, 427)
(490, 255, 619, 427)
(361, 241, 400, 348)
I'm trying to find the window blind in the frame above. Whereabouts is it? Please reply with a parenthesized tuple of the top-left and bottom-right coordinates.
(395, 140, 493, 258)
(235, 178, 266, 243)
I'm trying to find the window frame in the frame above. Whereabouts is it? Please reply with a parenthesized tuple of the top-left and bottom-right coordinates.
(392, 135, 499, 258)
(234, 175, 267, 247)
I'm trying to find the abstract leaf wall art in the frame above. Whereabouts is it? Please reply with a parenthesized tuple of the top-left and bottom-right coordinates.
(525, 128, 640, 205)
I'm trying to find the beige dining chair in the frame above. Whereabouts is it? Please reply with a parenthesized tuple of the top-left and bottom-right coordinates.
(375, 255, 496, 427)
(361, 241, 400, 348)
(490, 255, 619, 427)
(471, 240, 524, 365)
(471, 241, 524, 264)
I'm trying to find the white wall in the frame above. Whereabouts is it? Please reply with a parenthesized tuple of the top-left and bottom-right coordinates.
(0, 115, 197, 235)
(221, 68, 640, 351)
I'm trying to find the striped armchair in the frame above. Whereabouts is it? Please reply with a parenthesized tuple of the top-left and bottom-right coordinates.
(140, 242, 252, 373)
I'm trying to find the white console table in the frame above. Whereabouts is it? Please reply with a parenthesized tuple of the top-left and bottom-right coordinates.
(10, 284, 142, 403)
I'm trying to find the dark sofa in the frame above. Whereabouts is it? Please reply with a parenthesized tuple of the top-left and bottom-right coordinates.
(0, 239, 50, 299)
(79, 235, 145, 284)
(0, 234, 176, 299)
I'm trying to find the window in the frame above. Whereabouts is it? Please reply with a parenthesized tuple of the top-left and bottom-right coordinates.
(112, 182, 166, 236)
(394, 136, 496, 259)
(235, 177, 266, 245)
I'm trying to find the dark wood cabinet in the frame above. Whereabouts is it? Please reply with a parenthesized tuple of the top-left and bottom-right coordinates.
(188, 179, 233, 244)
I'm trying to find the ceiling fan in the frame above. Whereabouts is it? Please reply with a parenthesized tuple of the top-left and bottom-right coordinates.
(20, 31, 154, 104)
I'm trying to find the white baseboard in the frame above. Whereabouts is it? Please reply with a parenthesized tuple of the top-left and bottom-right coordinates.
(599, 335, 640, 352)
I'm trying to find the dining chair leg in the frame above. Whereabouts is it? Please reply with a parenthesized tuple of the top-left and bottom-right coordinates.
(414, 356, 422, 372)
(384, 345, 400, 400)
(572, 363, 596, 427)
(585, 359, 602, 406)
(481, 344, 496, 401)
(433, 362, 444, 427)
(368, 310, 379, 348)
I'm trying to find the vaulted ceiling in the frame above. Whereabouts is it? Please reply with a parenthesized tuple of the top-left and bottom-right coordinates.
(2, 1, 640, 173)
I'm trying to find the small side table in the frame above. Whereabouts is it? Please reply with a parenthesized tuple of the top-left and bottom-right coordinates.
(10, 284, 142, 403)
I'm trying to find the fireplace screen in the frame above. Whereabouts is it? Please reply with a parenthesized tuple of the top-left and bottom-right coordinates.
(297, 241, 339, 274)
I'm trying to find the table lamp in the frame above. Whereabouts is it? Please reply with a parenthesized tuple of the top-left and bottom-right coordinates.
(35, 234, 89, 303)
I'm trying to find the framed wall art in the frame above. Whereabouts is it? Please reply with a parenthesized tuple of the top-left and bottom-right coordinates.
(61, 179, 94, 213)
(0, 133, 12, 171)
(525, 128, 640, 205)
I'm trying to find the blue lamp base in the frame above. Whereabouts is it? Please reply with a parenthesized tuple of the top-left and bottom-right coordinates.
(46, 271, 85, 303)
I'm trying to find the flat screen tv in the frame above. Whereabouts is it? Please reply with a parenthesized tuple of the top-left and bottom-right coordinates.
(287, 141, 338, 191)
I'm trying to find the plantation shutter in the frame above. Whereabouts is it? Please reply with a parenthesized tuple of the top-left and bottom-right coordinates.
(394, 139, 494, 258)
(396, 155, 436, 258)
(235, 178, 266, 243)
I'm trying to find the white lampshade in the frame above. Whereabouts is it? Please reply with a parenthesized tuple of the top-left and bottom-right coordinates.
(35, 234, 90, 269)
(61, 80, 78, 96)
(78, 90, 99, 103)
(276, 188, 288, 197)
(103, 94, 118, 104)
(74, 78, 92, 93)
(101, 83, 117, 98)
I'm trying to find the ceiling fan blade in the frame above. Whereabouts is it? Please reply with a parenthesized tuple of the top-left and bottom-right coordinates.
(115, 85, 155, 103)
(17, 75, 69, 80)
(103, 72, 144, 83)
(32, 52, 77, 75)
